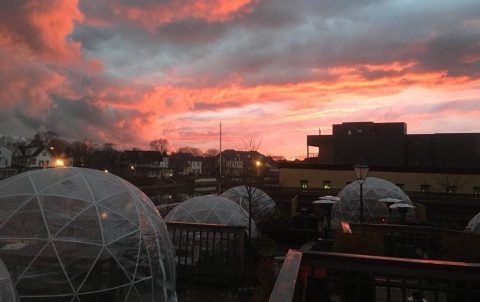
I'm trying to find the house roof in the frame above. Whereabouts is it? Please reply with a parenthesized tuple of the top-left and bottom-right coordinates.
(121, 150, 166, 162)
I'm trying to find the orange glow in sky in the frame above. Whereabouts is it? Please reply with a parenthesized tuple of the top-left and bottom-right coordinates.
(1, 0, 479, 158)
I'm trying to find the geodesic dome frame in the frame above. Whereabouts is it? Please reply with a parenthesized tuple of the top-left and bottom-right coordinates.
(221, 186, 275, 221)
(465, 212, 480, 233)
(0, 258, 18, 302)
(0, 168, 176, 302)
(332, 177, 414, 225)
(165, 195, 256, 236)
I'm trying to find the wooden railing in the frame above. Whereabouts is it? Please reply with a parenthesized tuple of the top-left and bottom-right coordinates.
(270, 249, 480, 302)
(269, 250, 302, 302)
(166, 222, 246, 282)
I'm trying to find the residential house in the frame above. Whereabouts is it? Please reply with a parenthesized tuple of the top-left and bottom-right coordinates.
(12, 146, 73, 169)
(169, 152, 203, 176)
(219, 149, 277, 181)
(186, 160, 202, 175)
(120, 150, 171, 178)
(0, 145, 13, 168)
(0, 145, 16, 179)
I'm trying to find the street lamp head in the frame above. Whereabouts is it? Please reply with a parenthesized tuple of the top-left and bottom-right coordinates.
(255, 160, 262, 167)
(354, 160, 369, 183)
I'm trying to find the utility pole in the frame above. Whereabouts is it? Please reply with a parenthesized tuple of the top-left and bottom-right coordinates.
(218, 122, 222, 195)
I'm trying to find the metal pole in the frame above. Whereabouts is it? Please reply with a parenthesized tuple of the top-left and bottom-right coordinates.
(360, 182, 364, 223)
(219, 122, 222, 195)
(327, 208, 331, 232)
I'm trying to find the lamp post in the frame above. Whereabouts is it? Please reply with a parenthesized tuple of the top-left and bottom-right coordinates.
(354, 161, 369, 224)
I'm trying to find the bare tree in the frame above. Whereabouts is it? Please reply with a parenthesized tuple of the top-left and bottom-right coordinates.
(149, 139, 169, 154)
(240, 135, 263, 240)
(177, 146, 202, 156)
(432, 174, 468, 194)
(31, 130, 59, 147)
(241, 135, 262, 154)
(204, 148, 219, 157)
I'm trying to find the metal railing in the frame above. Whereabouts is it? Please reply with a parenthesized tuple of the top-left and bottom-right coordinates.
(166, 222, 246, 282)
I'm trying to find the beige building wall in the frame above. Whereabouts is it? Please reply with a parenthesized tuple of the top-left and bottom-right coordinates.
(279, 168, 480, 194)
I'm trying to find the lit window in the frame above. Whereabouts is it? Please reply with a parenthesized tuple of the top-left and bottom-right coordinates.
(323, 180, 332, 190)
(357, 129, 363, 133)
(420, 184, 430, 193)
(447, 186, 457, 194)
(348, 130, 352, 135)
(473, 186, 480, 198)
(300, 180, 308, 189)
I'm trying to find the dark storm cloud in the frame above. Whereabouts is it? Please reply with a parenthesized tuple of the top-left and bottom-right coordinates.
(44, 95, 151, 143)
(71, 0, 480, 88)
(417, 29, 480, 77)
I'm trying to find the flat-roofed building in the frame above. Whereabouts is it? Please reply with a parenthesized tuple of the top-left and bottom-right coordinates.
(307, 122, 480, 170)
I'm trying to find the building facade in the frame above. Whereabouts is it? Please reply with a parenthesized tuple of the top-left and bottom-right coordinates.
(279, 162, 480, 196)
(12, 146, 73, 168)
(307, 122, 480, 170)
(0, 145, 13, 168)
(120, 150, 170, 178)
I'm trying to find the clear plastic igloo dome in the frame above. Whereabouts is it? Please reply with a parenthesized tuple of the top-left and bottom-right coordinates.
(0, 168, 176, 302)
(465, 212, 480, 233)
(332, 177, 414, 225)
(165, 195, 256, 236)
(0, 258, 18, 302)
(221, 186, 275, 221)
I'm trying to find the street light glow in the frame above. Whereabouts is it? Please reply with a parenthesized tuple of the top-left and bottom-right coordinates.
(255, 160, 261, 167)
(55, 159, 65, 167)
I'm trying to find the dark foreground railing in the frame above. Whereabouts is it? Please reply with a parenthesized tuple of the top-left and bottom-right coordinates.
(166, 222, 246, 282)
(270, 249, 480, 302)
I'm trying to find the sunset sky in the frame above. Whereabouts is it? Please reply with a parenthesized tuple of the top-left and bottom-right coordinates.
(1, 0, 479, 158)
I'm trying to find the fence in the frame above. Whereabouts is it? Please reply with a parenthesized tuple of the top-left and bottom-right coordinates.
(166, 222, 246, 282)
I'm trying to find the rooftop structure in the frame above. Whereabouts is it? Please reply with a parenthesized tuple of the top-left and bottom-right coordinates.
(307, 122, 480, 170)
(0, 168, 176, 301)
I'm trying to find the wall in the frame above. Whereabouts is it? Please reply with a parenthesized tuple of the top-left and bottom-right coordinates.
(279, 167, 480, 194)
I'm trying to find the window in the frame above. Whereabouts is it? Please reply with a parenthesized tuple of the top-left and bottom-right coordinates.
(357, 129, 363, 133)
(420, 184, 430, 193)
(447, 186, 457, 194)
(473, 186, 480, 198)
(300, 180, 308, 189)
(323, 180, 332, 190)
(347, 130, 352, 135)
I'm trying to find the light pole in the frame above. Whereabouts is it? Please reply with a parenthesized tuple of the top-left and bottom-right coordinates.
(354, 161, 369, 224)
